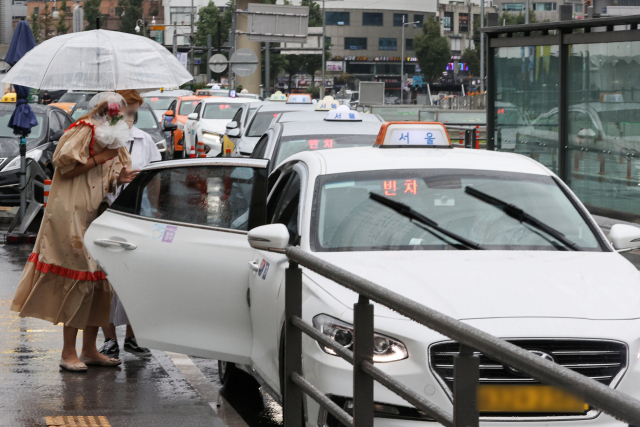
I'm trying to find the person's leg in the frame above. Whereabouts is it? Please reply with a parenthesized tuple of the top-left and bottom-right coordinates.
(103, 324, 117, 341)
(81, 326, 116, 361)
(62, 325, 82, 364)
(124, 325, 151, 358)
(125, 324, 134, 339)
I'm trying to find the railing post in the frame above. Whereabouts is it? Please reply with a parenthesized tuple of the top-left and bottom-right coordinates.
(453, 345, 479, 427)
(284, 261, 304, 427)
(353, 295, 374, 427)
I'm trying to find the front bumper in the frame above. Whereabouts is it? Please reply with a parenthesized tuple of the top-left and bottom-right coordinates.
(301, 315, 640, 427)
(0, 171, 21, 206)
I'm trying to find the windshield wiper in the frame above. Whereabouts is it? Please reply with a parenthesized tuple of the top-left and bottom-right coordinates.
(464, 186, 580, 251)
(369, 192, 483, 250)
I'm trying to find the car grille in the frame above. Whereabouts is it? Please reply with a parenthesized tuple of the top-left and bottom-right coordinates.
(430, 339, 627, 392)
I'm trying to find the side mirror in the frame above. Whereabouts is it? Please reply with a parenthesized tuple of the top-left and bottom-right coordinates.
(187, 113, 199, 121)
(164, 110, 175, 117)
(226, 121, 238, 130)
(163, 121, 177, 131)
(248, 224, 290, 251)
(610, 224, 640, 251)
(227, 128, 240, 138)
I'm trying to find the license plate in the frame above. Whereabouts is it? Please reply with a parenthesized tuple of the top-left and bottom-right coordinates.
(477, 385, 589, 413)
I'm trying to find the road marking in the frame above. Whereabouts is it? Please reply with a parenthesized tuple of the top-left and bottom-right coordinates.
(166, 352, 249, 427)
(45, 416, 110, 426)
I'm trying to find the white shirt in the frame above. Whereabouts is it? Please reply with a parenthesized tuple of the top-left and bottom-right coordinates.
(106, 126, 162, 204)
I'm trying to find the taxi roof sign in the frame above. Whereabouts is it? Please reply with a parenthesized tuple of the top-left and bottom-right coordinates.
(269, 91, 287, 101)
(315, 95, 339, 111)
(325, 106, 362, 121)
(375, 122, 451, 148)
(286, 94, 312, 104)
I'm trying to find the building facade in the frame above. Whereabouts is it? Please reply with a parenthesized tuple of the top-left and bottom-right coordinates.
(493, 0, 585, 20)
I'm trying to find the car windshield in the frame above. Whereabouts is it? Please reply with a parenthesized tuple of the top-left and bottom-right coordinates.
(179, 100, 200, 116)
(137, 109, 158, 129)
(597, 109, 640, 137)
(313, 169, 602, 252)
(144, 97, 174, 111)
(0, 110, 45, 157)
(59, 93, 93, 103)
(247, 111, 291, 137)
(275, 134, 377, 165)
(202, 103, 242, 120)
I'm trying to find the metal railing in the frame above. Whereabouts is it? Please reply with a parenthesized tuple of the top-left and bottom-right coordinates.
(282, 245, 640, 427)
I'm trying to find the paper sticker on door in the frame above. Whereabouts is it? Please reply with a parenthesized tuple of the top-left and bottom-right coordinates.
(258, 259, 270, 280)
(150, 224, 177, 243)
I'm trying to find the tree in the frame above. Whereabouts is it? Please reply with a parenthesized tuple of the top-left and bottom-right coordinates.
(414, 15, 451, 84)
(39, 3, 55, 40)
(117, 0, 144, 34)
(55, 0, 69, 35)
(461, 47, 479, 77)
(498, 10, 537, 25)
(194, 1, 228, 48)
(84, 0, 102, 30)
(30, 10, 41, 43)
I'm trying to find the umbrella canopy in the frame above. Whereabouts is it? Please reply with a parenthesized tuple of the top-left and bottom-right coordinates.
(2, 30, 194, 91)
(5, 20, 37, 137)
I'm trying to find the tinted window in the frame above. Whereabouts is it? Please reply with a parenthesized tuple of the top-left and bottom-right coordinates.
(0, 110, 44, 139)
(203, 103, 242, 120)
(271, 173, 300, 244)
(247, 111, 289, 137)
(179, 100, 199, 116)
(250, 135, 270, 158)
(362, 12, 383, 26)
(144, 96, 175, 110)
(112, 166, 255, 231)
(345, 37, 367, 50)
(55, 111, 72, 130)
(326, 11, 350, 25)
(72, 105, 89, 120)
(136, 109, 158, 129)
(393, 13, 408, 26)
(379, 38, 397, 50)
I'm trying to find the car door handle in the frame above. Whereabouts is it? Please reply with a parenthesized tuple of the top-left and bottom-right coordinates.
(93, 239, 137, 250)
(248, 261, 260, 272)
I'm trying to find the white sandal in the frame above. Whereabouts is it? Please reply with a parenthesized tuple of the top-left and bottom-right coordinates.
(59, 358, 88, 372)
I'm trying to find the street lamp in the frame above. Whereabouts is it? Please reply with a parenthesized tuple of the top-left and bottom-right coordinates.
(135, 19, 145, 36)
(400, 16, 419, 105)
(152, 16, 156, 25)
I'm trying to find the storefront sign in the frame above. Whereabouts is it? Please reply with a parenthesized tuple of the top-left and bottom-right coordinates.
(326, 61, 344, 72)
(343, 56, 367, 61)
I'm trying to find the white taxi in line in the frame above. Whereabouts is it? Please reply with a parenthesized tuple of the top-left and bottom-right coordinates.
(85, 121, 640, 427)
(183, 97, 254, 157)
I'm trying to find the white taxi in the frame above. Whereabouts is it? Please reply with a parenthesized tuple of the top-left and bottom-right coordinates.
(85, 121, 640, 427)
(183, 97, 254, 157)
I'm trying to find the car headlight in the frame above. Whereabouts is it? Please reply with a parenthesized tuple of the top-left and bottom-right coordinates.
(2, 148, 44, 172)
(202, 132, 221, 144)
(178, 121, 185, 130)
(312, 314, 408, 363)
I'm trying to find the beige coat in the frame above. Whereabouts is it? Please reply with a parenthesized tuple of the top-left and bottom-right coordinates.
(11, 120, 130, 329)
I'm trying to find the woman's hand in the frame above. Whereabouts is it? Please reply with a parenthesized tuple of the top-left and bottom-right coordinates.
(117, 166, 140, 185)
(95, 148, 119, 163)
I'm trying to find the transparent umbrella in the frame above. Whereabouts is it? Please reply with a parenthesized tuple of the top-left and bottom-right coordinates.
(2, 30, 193, 91)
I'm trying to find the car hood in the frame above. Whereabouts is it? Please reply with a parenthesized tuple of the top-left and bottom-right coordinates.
(303, 250, 640, 321)
(0, 137, 42, 158)
(200, 119, 230, 134)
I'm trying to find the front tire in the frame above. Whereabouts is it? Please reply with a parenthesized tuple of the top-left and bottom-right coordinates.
(218, 361, 260, 390)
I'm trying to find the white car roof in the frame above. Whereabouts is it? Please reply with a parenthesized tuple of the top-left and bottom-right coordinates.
(285, 146, 553, 177)
(278, 111, 383, 124)
(143, 90, 192, 97)
(281, 120, 383, 137)
(256, 102, 316, 112)
(199, 97, 253, 104)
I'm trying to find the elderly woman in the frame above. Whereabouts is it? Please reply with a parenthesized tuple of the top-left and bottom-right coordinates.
(11, 93, 138, 371)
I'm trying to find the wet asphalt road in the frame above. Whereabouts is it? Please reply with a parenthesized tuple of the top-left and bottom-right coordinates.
(0, 223, 283, 427)
(0, 215, 639, 427)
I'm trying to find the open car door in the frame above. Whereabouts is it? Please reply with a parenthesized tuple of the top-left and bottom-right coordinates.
(85, 158, 268, 363)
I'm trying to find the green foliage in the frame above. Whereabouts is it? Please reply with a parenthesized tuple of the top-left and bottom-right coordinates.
(461, 47, 479, 77)
(30, 10, 41, 43)
(55, 0, 69, 35)
(414, 15, 451, 83)
(194, 1, 228, 48)
(116, 0, 144, 34)
(498, 10, 537, 25)
(84, 0, 102, 30)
